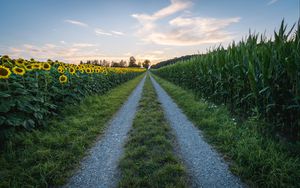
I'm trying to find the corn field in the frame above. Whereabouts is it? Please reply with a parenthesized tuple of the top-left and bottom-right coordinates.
(153, 21, 300, 140)
(0, 56, 144, 135)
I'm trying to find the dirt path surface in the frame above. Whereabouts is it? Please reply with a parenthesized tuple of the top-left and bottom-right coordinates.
(65, 76, 146, 188)
(150, 75, 244, 188)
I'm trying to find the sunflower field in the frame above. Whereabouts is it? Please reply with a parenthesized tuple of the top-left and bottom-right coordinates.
(153, 21, 300, 140)
(0, 55, 144, 134)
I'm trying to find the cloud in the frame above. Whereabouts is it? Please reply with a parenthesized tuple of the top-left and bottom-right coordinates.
(60, 41, 66, 44)
(5, 43, 104, 64)
(5, 42, 167, 64)
(132, 0, 240, 46)
(95, 28, 113, 36)
(95, 29, 125, 37)
(111, 30, 125, 36)
(268, 0, 278, 5)
(64, 19, 88, 27)
(132, 0, 192, 22)
(149, 50, 164, 55)
(72, 43, 96, 47)
(44, 43, 57, 49)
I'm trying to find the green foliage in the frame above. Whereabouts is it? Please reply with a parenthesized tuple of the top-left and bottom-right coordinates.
(0, 57, 144, 142)
(153, 20, 300, 140)
(118, 76, 188, 188)
(0, 74, 145, 187)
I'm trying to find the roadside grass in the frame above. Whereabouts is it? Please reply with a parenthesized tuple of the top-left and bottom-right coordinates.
(0, 74, 145, 188)
(118, 75, 188, 188)
(152, 74, 300, 188)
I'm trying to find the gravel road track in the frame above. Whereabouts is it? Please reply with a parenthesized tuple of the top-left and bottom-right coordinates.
(65, 76, 146, 188)
(150, 75, 244, 188)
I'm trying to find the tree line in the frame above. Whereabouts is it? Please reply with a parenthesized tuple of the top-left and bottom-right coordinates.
(151, 54, 197, 69)
(80, 56, 150, 68)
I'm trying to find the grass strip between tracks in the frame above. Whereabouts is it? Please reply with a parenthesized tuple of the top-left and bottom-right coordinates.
(118, 75, 188, 188)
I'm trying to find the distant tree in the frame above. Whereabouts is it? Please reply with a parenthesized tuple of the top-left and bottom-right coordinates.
(119, 60, 126, 67)
(102, 59, 109, 67)
(142, 59, 150, 69)
(138, 62, 141, 67)
(151, 54, 196, 69)
(129, 56, 138, 67)
(91, 60, 99, 65)
(111, 61, 121, 67)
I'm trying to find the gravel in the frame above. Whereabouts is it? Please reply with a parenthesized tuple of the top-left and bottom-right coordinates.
(150, 75, 244, 188)
(65, 76, 146, 188)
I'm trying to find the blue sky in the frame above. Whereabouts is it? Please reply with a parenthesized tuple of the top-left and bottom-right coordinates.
(0, 0, 299, 64)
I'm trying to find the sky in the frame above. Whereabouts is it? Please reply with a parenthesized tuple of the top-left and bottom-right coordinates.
(0, 0, 299, 64)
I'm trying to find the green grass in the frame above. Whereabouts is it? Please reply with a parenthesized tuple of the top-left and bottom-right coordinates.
(0, 74, 145, 188)
(152, 74, 300, 188)
(118, 75, 188, 188)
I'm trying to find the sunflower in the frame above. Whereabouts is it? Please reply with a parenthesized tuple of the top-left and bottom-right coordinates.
(85, 67, 92, 73)
(32, 63, 41, 70)
(42, 63, 51, 71)
(15, 59, 25, 67)
(0, 65, 11, 79)
(79, 69, 85, 73)
(25, 65, 33, 71)
(59, 74, 68, 84)
(12, 67, 26, 76)
(57, 66, 65, 74)
(69, 67, 76, 74)
(95, 68, 100, 73)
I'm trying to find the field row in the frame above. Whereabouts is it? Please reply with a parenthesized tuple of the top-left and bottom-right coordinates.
(0, 56, 144, 138)
(153, 21, 300, 140)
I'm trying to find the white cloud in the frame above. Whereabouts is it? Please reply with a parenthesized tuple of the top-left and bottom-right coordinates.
(5, 42, 168, 64)
(132, 0, 240, 46)
(132, 0, 192, 22)
(10, 47, 23, 53)
(64, 19, 88, 27)
(124, 52, 132, 56)
(268, 0, 278, 5)
(111, 30, 125, 36)
(23, 44, 34, 49)
(95, 29, 125, 37)
(44, 43, 57, 49)
(72, 43, 96, 47)
(95, 28, 113, 36)
(60, 40, 66, 44)
(149, 50, 164, 55)
(5, 43, 104, 64)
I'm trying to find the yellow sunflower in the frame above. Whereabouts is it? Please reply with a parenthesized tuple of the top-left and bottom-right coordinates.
(57, 66, 65, 74)
(59, 74, 68, 84)
(25, 65, 33, 71)
(0, 65, 11, 79)
(12, 67, 26, 76)
(42, 63, 51, 71)
(15, 59, 25, 67)
(32, 63, 41, 70)
(95, 68, 100, 73)
(69, 67, 76, 74)
(85, 67, 92, 74)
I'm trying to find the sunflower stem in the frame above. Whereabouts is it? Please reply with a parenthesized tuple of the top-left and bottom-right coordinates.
(5, 79, 10, 91)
